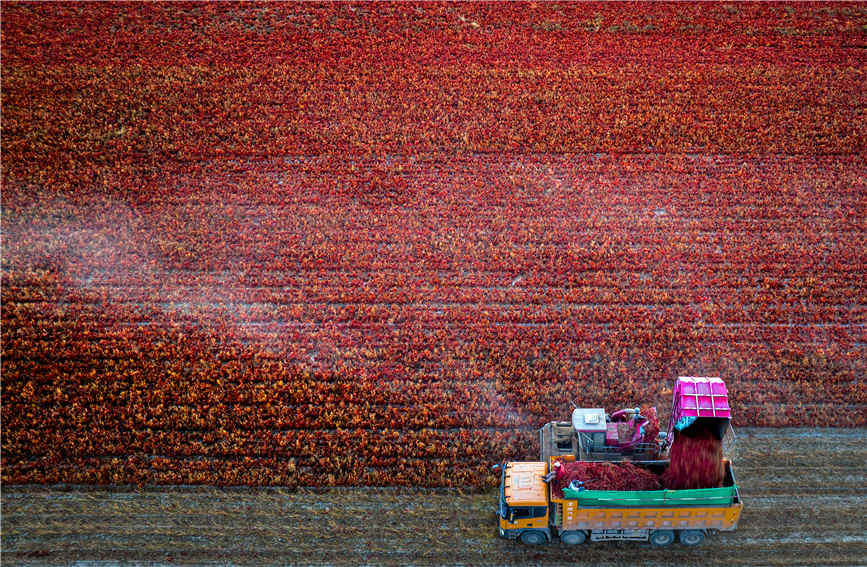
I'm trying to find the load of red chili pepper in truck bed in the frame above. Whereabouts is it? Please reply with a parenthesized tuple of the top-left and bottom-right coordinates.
(549, 459, 662, 498)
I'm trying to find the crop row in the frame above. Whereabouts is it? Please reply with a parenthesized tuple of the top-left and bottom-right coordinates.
(3, 4, 866, 190)
(2, 269, 863, 487)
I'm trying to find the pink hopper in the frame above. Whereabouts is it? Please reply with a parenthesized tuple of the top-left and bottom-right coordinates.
(668, 376, 731, 440)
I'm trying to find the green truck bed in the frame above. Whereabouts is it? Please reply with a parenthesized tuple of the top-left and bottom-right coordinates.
(561, 484, 738, 507)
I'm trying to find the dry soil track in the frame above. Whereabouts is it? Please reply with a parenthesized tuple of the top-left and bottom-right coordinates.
(2, 428, 865, 566)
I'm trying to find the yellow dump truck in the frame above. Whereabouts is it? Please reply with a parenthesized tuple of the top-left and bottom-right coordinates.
(497, 457, 743, 546)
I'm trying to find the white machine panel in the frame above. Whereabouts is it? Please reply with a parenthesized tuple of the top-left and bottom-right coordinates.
(571, 408, 607, 433)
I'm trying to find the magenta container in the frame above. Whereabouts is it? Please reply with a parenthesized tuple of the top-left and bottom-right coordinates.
(675, 376, 731, 419)
(669, 376, 731, 440)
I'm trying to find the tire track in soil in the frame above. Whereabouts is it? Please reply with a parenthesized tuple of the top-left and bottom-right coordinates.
(2, 428, 865, 566)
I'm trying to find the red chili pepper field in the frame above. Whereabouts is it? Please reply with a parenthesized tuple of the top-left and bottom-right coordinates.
(2, 2, 865, 487)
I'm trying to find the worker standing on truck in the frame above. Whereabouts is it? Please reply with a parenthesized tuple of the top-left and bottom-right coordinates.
(543, 460, 562, 483)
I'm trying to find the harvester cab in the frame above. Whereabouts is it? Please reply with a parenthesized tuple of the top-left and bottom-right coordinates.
(541, 405, 662, 463)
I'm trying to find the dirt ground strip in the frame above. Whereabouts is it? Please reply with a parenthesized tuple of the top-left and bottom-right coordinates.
(2, 428, 865, 567)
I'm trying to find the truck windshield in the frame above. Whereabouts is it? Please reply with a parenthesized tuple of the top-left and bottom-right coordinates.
(511, 506, 548, 519)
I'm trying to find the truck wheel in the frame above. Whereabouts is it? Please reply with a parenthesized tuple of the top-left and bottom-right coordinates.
(560, 530, 587, 545)
(679, 530, 706, 546)
(520, 530, 547, 545)
(649, 529, 675, 547)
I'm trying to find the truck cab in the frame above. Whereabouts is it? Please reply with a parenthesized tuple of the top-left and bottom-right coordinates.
(497, 461, 551, 544)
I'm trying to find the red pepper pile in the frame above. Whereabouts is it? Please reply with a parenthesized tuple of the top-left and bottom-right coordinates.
(551, 459, 662, 498)
(662, 428, 725, 490)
